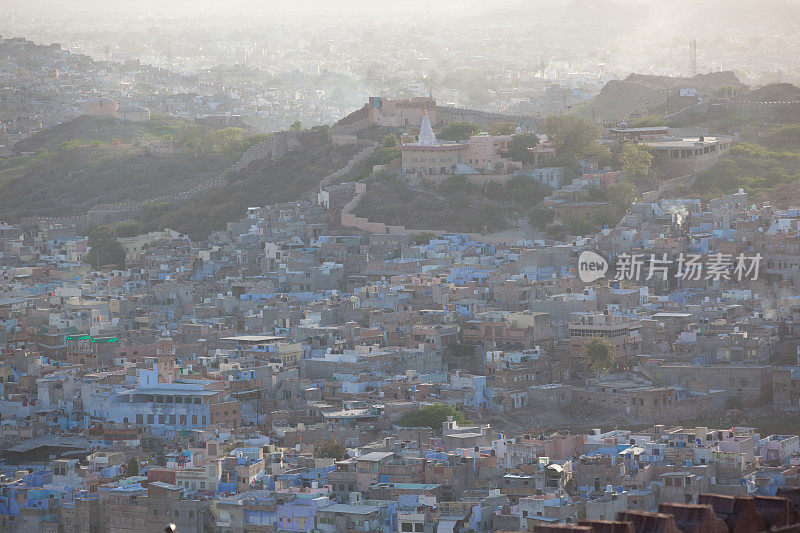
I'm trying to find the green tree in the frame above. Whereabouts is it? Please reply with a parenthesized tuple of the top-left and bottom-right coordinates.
(398, 403, 471, 430)
(314, 435, 348, 461)
(489, 122, 516, 135)
(506, 177, 548, 205)
(438, 121, 480, 142)
(211, 127, 245, 156)
(543, 115, 602, 161)
(485, 181, 505, 200)
(586, 338, 614, 377)
(114, 221, 140, 238)
(86, 226, 126, 268)
(592, 208, 619, 229)
(412, 232, 435, 246)
(528, 206, 554, 229)
(371, 146, 401, 166)
(619, 142, 654, 178)
(290, 120, 304, 132)
(506, 133, 540, 164)
(183, 136, 204, 157)
(605, 181, 638, 214)
(126, 457, 140, 477)
(564, 216, 597, 236)
(382, 134, 398, 148)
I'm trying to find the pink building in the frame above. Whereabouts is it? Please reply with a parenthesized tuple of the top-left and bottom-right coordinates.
(400, 118, 523, 178)
(464, 134, 521, 174)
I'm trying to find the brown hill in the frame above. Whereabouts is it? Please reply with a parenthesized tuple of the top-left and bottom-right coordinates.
(580, 72, 745, 122)
(746, 83, 800, 102)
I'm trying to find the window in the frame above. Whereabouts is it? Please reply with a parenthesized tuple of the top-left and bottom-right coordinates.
(415, 525, 423, 532)
(136, 414, 143, 425)
(402, 524, 413, 532)
(147, 414, 154, 425)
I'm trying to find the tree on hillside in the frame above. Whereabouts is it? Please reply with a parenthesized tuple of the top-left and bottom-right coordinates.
(489, 122, 516, 135)
(114, 221, 140, 238)
(506, 133, 540, 164)
(382, 134, 398, 148)
(619, 142, 654, 179)
(605, 181, 638, 215)
(211, 127, 245, 156)
(183, 136, 204, 158)
(86, 226, 126, 268)
(564, 216, 597, 236)
(438, 121, 480, 142)
(411, 232, 434, 246)
(528, 205, 554, 229)
(543, 115, 602, 161)
(592, 208, 619, 229)
(314, 435, 348, 461)
(397, 403, 471, 430)
(586, 338, 614, 377)
(290, 120, 304, 131)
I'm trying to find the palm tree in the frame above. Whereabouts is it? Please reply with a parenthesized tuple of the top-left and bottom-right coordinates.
(586, 338, 614, 377)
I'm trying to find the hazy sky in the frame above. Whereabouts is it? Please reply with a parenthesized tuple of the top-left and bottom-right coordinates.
(8, 0, 798, 21)
(7, 0, 508, 15)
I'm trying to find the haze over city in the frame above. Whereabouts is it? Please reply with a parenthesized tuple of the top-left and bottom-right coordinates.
(4, 1, 800, 532)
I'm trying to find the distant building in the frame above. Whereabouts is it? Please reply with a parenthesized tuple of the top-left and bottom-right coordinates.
(399, 114, 466, 177)
(119, 105, 151, 122)
(608, 127, 670, 141)
(82, 97, 119, 118)
(643, 136, 732, 178)
(118, 229, 180, 261)
(368, 96, 436, 128)
(399, 115, 525, 178)
(519, 167, 564, 188)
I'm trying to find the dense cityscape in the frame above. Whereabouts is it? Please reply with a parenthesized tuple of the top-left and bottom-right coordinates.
(5, 1, 800, 532)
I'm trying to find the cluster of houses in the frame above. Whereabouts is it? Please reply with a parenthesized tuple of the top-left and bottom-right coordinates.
(0, 149, 799, 531)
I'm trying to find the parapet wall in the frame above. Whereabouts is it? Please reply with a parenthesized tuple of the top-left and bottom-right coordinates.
(435, 106, 542, 133)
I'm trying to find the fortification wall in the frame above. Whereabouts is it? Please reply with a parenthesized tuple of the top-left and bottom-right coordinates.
(435, 106, 542, 133)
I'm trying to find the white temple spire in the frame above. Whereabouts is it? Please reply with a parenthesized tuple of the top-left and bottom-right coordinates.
(418, 111, 437, 146)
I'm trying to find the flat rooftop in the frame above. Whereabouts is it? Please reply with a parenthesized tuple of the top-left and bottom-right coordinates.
(643, 137, 730, 149)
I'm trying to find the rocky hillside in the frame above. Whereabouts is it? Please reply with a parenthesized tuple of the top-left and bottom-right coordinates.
(139, 130, 361, 239)
(578, 72, 745, 122)
(0, 116, 242, 219)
